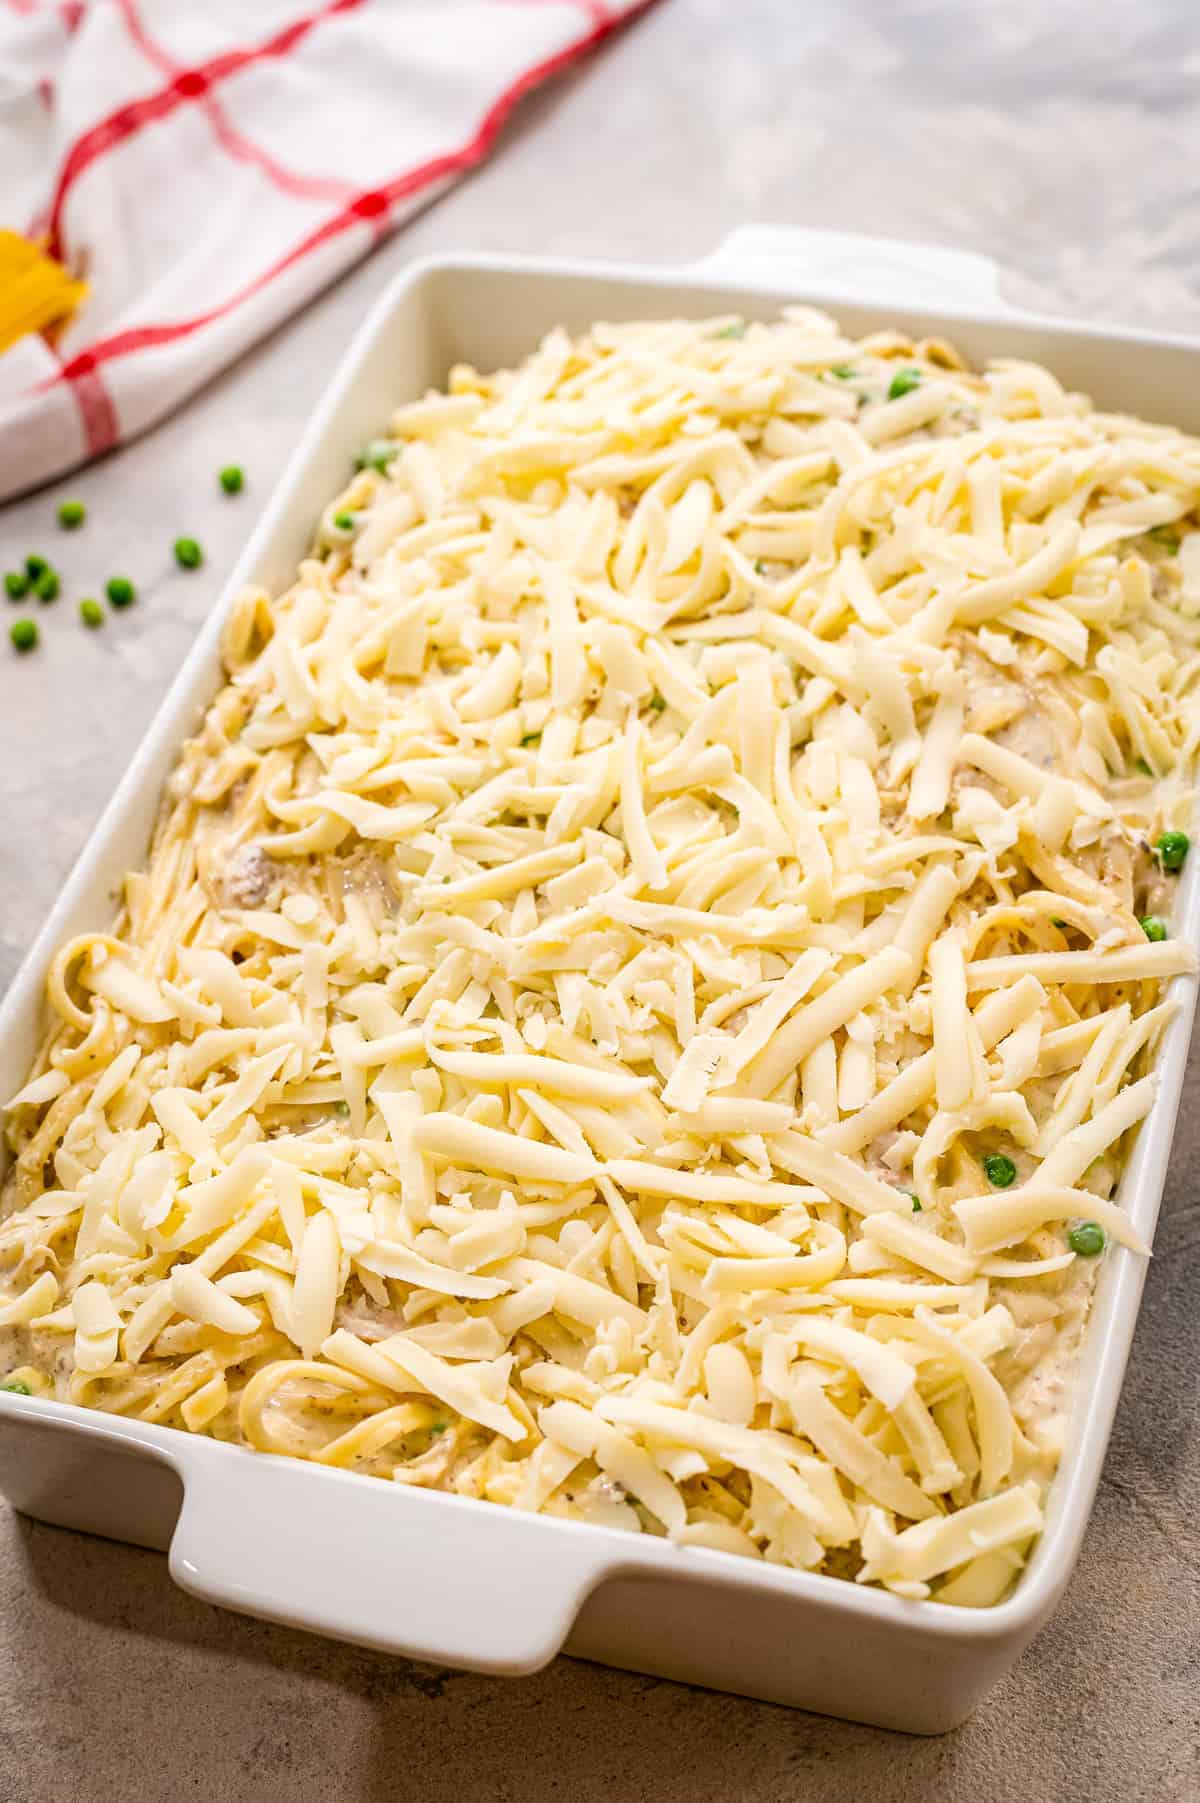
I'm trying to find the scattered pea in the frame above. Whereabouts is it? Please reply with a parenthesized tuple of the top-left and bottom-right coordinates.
(25, 554, 48, 580)
(714, 322, 747, 339)
(56, 499, 85, 529)
(79, 598, 103, 629)
(648, 693, 667, 712)
(887, 367, 922, 401)
(983, 1152, 1017, 1189)
(332, 511, 357, 531)
(34, 568, 59, 602)
(355, 439, 397, 474)
(4, 571, 28, 600)
(1140, 915, 1168, 942)
(1068, 1221, 1106, 1257)
(908, 1192, 922, 1213)
(1155, 831, 1189, 872)
(10, 618, 38, 653)
(0, 1379, 31, 1396)
(830, 364, 857, 379)
(174, 536, 203, 569)
(428, 1420, 448, 1438)
(219, 465, 244, 495)
(106, 576, 135, 608)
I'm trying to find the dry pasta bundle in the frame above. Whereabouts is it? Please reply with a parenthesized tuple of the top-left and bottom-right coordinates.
(3, 308, 1199, 1605)
(0, 230, 88, 357)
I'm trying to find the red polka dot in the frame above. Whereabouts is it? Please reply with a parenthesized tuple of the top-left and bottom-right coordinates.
(175, 70, 208, 99)
(352, 190, 389, 220)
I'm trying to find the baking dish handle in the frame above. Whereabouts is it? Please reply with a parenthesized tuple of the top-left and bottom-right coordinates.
(168, 1449, 608, 1674)
(690, 223, 1017, 316)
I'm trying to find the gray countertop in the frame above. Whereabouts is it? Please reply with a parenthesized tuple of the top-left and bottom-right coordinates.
(2, 3, 1198, 1797)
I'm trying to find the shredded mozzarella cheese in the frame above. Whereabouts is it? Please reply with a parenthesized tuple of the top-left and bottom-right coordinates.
(3, 309, 1198, 1609)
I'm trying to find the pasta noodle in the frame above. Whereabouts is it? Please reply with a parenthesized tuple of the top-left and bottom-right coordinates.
(2, 309, 1198, 1607)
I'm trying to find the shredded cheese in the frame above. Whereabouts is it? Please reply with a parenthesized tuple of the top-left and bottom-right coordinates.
(3, 309, 1198, 1610)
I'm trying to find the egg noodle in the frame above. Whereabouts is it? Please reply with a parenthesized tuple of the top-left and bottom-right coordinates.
(3, 311, 1199, 1605)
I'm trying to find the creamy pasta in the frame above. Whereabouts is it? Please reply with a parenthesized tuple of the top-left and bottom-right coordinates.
(3, 309, 1199, 1605)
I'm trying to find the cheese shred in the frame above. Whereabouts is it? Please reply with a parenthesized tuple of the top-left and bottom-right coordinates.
(3, 309, 1198, 1609)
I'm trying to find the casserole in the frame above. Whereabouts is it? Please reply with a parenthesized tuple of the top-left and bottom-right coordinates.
(1, 225, 1197, 1732)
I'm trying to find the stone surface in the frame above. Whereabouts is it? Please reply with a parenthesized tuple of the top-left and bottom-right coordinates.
(1, 2, 1198, 1797)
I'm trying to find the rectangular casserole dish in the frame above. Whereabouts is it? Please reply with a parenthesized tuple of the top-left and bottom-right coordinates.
(1, 225, 1197, 1735)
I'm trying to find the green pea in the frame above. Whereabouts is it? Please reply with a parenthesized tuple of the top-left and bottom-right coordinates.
(907, 1192, 922, 1213)
(1140, 915, 1168, 942)
(983, 1152, 1017, 1189)
(79, 598, 104, 629)
(106, 576, 136, 608)
(219, 465, 244, 495)
(0, 1379, 31, 1396)
(714, 322, 746, 339)
(174, 537, 203, 569)
(25, 554, 48, 580)
(34, 568, 59, 602)
(648, 693, 667, 712)
(332, 511, 357, 531)
(428, 1420, 448, 1437)
(355, 439, 397, 474)
(1155, 831, 1189, 872)
(4, 571, 28, 600)
(830, 364, 857, 379)
(887, 368, 921, 401)
(1068, 1221, 1105, 1257)
(10, 619, 37, 652)
(57, 499, 86, 529)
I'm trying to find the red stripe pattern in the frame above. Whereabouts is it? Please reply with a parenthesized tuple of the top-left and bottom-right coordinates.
(70, 363, 121, 458)
(51, 5, 639, 387)
(115, 0, 361, 206)
(46, 0, 364, 256)
(0, 0, 654, 499)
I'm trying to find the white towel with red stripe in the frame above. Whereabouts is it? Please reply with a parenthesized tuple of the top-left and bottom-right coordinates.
(0, 0, 649, 502)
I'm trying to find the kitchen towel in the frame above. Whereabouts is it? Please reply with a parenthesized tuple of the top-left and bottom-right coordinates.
(0, 0, 651, 500)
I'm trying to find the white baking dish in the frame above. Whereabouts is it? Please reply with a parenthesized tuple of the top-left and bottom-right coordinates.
(2, 226, 1197, 1734)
